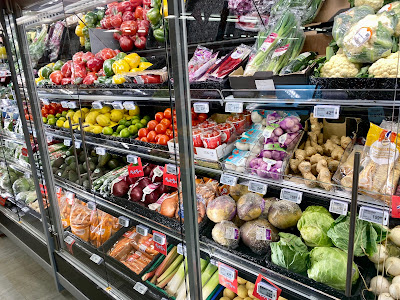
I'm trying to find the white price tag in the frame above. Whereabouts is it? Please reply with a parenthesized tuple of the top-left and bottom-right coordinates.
(219, 264, 236, 281)
(92, 101, 103, 109)
(133, 282, 148, 295)
(64, 139, 71, 147)
(46, 135, 53, 143)
(74, 141, 81, 149)
(65, 191, 74, 200)
(153, 232, 166, 245)
(210, 259, 218, 266)
(329, 200, 348, 216)
(24, 173, 31, 179)
(87, 201, 96, 211)
(257, 282, 278, 299)
(255, 79, 275, 91)
(256, 227, 272, 241)
(359, 206, 389, 226)
(112, 101, 124, 110)
(123, 101, 136, 110)
(225, 102, 243, 113)
(42, 99, 49, 105)
(96, 147, 106, 155)
(0, 162, 5, 168)
(21, 207, 30, 213)
(225, 227, 239, 240)
(118, 216, 130, 227)
(127, 155, 138, 164)
(166, 164, 178, 175)
(193, 102, 209, 113)
(136, 224, 149, 236)
(64, 236, 75, 245)
(248, 181, 267, 195)
(90, 254, 103, 265)
(220, 174, 238, 186)
(177, 243, 187, 256)
(68, 102, 77, 109)
(280, 188, 302, 204)
(61, 101, 69, 108)
(313, 105, 340, 119)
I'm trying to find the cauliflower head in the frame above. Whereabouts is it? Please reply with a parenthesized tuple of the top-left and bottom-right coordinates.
(343, 14, 395, 63)
(355, 0, 384, 11)
(369, 52, 400, 77)
(378, 2, 400, 36)
(320, 52, 361, 78)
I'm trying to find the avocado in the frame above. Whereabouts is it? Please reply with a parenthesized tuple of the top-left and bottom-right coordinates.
(78, 164, 85, 174)
(78, 152, 86, 163)
(98, 153, 111, 167)
(83, 180, 90, 190)
(107, 159, 119, 169)
(59, 163, 67, 170)
(88, 156, 98, 164)
(69, 161, 77, 171)
(65, 156, 75, 166)
(68, 171, 78, 182)
(91, 149, 97, 157)
(61, 169, 69, 178)
(52, 157, 64, 168)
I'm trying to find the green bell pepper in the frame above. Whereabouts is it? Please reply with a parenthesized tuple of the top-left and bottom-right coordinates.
(103, 59, 116, 77)
(104, 78, 113, 84)
(53, 60, 64, 71)
(84, 39, 91, 51)
(82, 26, 90, 37)
(115, 52, 127, 60)
(147, 8, 161, 25)
(85, 11, 97, 27)
(37, 79, 51, 86)
(41, 66, 53, 79)
(96, 76, 107, 84)
(140, 57, 148, 62)
(153, 27, 165, 42)
(96, 10, 105, 21)
(151, 0, 161, 9)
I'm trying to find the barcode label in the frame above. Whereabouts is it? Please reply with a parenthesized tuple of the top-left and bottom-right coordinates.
(280, 188, 302, 204)
(193, 102, 209, 113)
(225, 227, 239, 240)
(225, 102, 243, 113)
(153, 232, 166, 245)
(313, 105, 340, 119)
(329, 200, 348, 216)
(74, 141, 81, 149)
(64, 139, 71, 146)
(118, 216, 130, 227)
(166, 164, 178, 175)
(248, 181, 267, 195)
(123, 101, 136, 110)
(42, 99, 49, 105)
(220, 174, 238, 186)
(61, 101, 69, 108)
(90, 254, 103, 265)
(136, 224, 149, 236)
(92, 101, 102, 109)
(257, 282, 278, 299)
(112, 101, 124, 110)
(68, 102, 77, 109)
(64, 236, 74, 245)
(256, 228, 271, 241)
(219, 264, 236, 281)
(96, 147, 106, 155)
(359, 206, 389, 226)
(133, 282, 147, 295)
(127, 155, 138, 164)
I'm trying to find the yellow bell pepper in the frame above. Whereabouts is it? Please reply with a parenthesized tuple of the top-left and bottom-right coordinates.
(75, 24, 84, 37)
(130, 68, 140, 73)
(112, 59, 130, 74)
(124, 53, 140, 69)
(38, 68, 44, 79)
(35, 78, 43, 84)
(78, 15, 85, 26)
(79, 36, 86, 46)
(46, 62, 55, 68)
(112, 74, 126, 84)
(162, 0, 168, 17)
(139, 61, 153, 71)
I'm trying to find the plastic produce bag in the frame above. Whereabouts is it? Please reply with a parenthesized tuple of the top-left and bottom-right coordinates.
(188, 46, 214, 82)
(240, 218, 279, 255)
(212, 220, 240, 249)
(12, 177, 33, 194)
(29, 24, 48, 68)
(47, 21, 65, 62)
(343, 14, 397, 63)
(332, 5, 375, 47)
(89, 211, 120, 247)
(70, 201, 91, 241)
(378, 1, 400, 36)
(270, 0, 324, 25)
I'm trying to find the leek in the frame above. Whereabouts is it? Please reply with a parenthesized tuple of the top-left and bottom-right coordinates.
(201, 263, 218, 287)
(157, 254, 183, 283)
(175, 274, 189, 300)
(156, 267, 179, 289)
(166, 259, 188, 296)
(202, 270, 219, 300)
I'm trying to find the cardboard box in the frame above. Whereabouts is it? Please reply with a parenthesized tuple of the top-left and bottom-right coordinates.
(311, 0, 350, 24)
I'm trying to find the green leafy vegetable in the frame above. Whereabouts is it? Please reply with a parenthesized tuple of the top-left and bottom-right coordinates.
(270, 232, 309, 274)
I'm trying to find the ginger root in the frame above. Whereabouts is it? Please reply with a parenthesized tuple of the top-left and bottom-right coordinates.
(341, 136, 352, 149)
(318, 133, 324, 145)
(316, 160, 333, 191)
(305, 139, 317, 157)
(323, 139, 336, 155)
(331, 145, 344, 160)
(326, 158, 340, 173)
(290, 149, 307, 173)
(330, 135, 340, 145)
(298, 161, 317, 188)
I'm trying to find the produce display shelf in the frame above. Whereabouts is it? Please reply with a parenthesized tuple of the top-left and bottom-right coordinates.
(0, 131, 25, 142)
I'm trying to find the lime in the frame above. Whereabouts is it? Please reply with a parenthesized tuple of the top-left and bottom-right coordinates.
(47, 114, 55, 119)
(102, 127, 113, 135)
(119, 119, 126, 126)
(116, 125, 125, 133)
(136, 123, 144, 129)
(61, 111, 67, 117)
(143, 115, 151, 122)
(128, 125, 139, 135)
(119, 128, 131, 138)
(48, 118, 56, 126)
(42, 117, 47, 123)
(125, 121, 131, 127)
(131, 119, 139, 124)
(140, 119, 147, 126)
(132, 116, 140, 120)
(55, 113, 62, 118)
(112, 133, 118, 137)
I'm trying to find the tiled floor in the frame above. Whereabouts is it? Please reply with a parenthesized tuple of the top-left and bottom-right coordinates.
(0, 235, 76, 300)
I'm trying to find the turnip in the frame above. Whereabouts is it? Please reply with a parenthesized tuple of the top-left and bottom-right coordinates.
(390, 227, 400, 247)
(251, 111, 263, 123)
(379, 293, 395, 300)
(369, 244, 389, 264)
(390, 283, 400, 299)
(370, 276, 390, 295)
(251, 144, 261, 154)
(271, 151, 281, 160)
(376, 263, 385, 273)
(385, 257, 400, 276)
(393, 276, 400, 285)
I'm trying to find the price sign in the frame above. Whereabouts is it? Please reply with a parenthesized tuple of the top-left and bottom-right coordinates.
(128, 158, 144, 177)
(87, 201, 96, 211)
(74, 141, 81, 149)
(163, 165, 180, 188)
(392, 195, 400, 218)
(225, 102, 243, 113)
(123, 101, 136, 110)
(46, 135, 53, 143)
(64, 139, 71, 147)
(152, 230, 167, 256)
(359, 206, 389, 226)
(127, 155, 138, 164)
(92, 101, 103, 109)
(220, 174, 238, 187)
(280, 188, 302, 204)
(248, 181, 268, 195)
(313, 105, 340, 119)
(68, 101, 77, 109)
(218, 262, 238, 293)
(118, 216, 130, 227)
(329, 200, 348, 216)
(21, 206, 30, 213)
(0, 161, 5, 168)
(96, 147, 106, 155)
(255, 79, 275, 91)
(166, 164, 178, 175)
(24, 173, 31, 179)
(42, 99, 49, 105)
(253, 274, 281, 300)
(64, 236, 75, 245)
(112, 101, 124, 110)
(193, 102, 209, 113)
(136, 224, 149, 236)
(133, 282, 148, 295)
(177, 243, 187, 256)
(61, 101, 69, 108)
(90, 254, 103, 265)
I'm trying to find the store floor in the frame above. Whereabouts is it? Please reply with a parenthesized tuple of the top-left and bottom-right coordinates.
(0, 235, 76, 300)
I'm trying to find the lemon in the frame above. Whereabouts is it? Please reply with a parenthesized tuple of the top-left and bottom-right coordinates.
(81, 107, 90, 113)
(82, 123, 93, 132)
(85, 111, 100, 125)
(56, 120, 64, 127)
(91, 125, 103, 134)
(73, 110, 85, 123)
(66, 111, 75, 120)
(104, 113, 111, 119)
(129, 106, 140, 116)
(100, 106, 112, 114)
(63, 121, 70, 129)
(110, 109, 124, 122)
(96, 115, 111, 127)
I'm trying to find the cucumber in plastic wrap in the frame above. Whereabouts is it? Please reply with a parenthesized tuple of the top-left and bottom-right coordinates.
(279, 51, 317, 75)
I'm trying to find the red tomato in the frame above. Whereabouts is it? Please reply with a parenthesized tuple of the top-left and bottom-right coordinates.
(173, 115, 177, 125)
(192, 119, 199, 126)
(134, 36, 146, 49)
(191, 107, 198, 120)
(147, 120, 158, 131)
(155, 112, 164, 123)
(140, 137, 149, 142)
(155, 134, 162, 143)
(158, 135, 169, 145)
(166, 129, 173, 138)
(164, 108, 172, 119)
(169, 124, 173, 130)
(101, 16, 113, 29)
(197, 113, 208, 122)
(138, 128, 149, 138)
(41, 108, 47, 116)
(155, 123, 166, 134)
(160, 118, 171, 128)
(48, 109, 55, 115)
(147, 130, 156, 142)
(173, 109, 176, 115)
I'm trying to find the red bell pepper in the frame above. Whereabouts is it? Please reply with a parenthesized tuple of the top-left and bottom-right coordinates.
(97, 69, 106, 77)
(110, 13, 123, 28)
(122, 11, 135, 21)
(130, 0, 143, 9)
(100, 48, 117, 60)
(119, 36, 134, 52)
(137, 20, 150, 37)
(121, 20, 137, 35)
(61, 61, 72, 78)
(61, 78, 72, 85)
(101, 16, 113, 29)
(134, 36, 147, 49)
(82, 51, 94, 63)
(71, 63, 87, 84)
(142, 0, 151, 8)
(118, 1, 133, 12)
(134, 6, 144, 20)
(72, 51, 84, 64)
(83, 72, 98, 85)
(113, 31, 122, 40)
(49, 71, 63, 85)
(86, 58, 103, 72)
(139, 75, 162, 84)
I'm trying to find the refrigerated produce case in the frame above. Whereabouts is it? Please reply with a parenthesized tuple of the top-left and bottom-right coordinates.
(2, 0, 400, 299)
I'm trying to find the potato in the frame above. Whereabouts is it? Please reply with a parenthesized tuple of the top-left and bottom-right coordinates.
(237, 277, 247, 285)
(237, 285, 248, 298)
(246, 281, 255, 290)
(223, 288, 236, 300)
(386, 257, 400, 276)
(248, 287, 255, 298)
